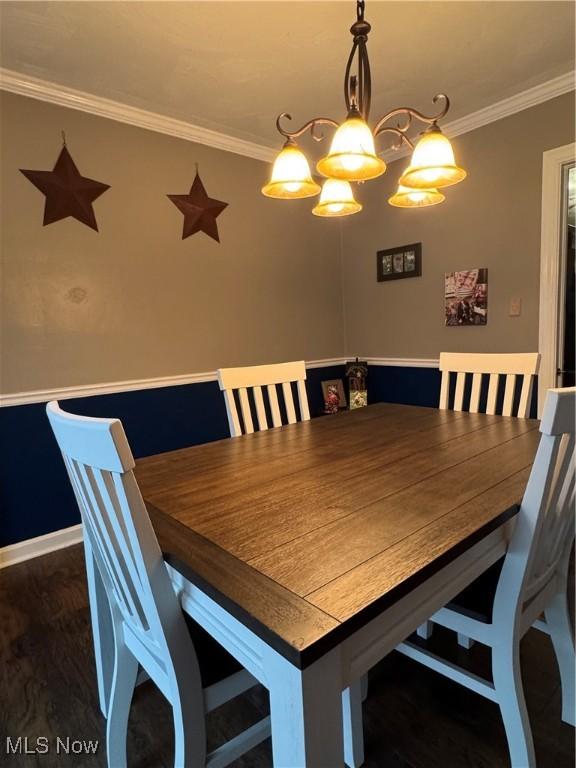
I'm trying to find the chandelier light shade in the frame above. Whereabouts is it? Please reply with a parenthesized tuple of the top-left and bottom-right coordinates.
(261, 141, 321, 199)
(263, 0, 467, 215)
(312, 179, 362, 217)
(399, 127, 467, 190)
(316, 110, 386, 181)
(388, 184, 445, 208)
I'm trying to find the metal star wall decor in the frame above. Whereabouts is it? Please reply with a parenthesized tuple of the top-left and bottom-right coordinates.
(20, 134, 110, 231)
(167, 167, 228, 243)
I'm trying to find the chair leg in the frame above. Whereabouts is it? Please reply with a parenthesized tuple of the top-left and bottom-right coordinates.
(342, 681, 365, 768)
(492, 639, 536, 768)
(457, 633, 475, 649)
(106, 642, 138, 768)
(360, 673, 368, 703)
(417, 621, 433, 640)
(172, 692, 206, 768)
(545, 592, 575, 726)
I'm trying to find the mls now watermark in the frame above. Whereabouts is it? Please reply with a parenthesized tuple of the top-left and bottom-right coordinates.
(5, 736, 99, 756)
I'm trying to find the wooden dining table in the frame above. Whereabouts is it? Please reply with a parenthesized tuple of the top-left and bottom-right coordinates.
(85, 402, 541, 767)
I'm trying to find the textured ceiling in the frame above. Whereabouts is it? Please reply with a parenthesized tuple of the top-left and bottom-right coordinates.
(1, 1, 574, 149)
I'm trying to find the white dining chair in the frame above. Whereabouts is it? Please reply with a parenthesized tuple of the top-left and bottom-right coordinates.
(218, 361, 365, 765)
(398, 387, 575, 768)
(217, 362, 365, 766)
(420, 351, 542, 648)
(438, 351, 540, 418)
(47, 401, 270, 768)
(217, 360, 310, 437)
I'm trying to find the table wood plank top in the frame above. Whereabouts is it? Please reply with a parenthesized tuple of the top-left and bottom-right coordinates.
(136, 403, 540, 667)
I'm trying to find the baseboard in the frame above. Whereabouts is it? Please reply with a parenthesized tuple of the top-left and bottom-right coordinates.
(0, 524, 83, 569)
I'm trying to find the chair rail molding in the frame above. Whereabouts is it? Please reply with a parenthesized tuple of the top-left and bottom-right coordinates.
(2, 67, 573, 166)
(0, 357, 439, 407)
(538, 142, 575, 415)
(366, 357, 439, 368)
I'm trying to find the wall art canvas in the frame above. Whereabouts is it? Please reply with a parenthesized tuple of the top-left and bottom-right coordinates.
(445, 268, 488, 326)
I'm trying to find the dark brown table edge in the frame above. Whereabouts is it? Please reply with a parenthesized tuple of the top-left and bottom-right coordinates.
(150, 499, 520, 670)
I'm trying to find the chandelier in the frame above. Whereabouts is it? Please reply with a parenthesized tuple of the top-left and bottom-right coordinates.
(262, 0, 466, 216)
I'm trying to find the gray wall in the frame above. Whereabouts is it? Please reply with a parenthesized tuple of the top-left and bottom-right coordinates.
(2, 90, 575, 394)
(340, 92, 575, 358)
(0, 91, 344, 393)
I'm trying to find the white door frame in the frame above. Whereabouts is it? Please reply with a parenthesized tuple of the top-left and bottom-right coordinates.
(538, 142, 575, 415)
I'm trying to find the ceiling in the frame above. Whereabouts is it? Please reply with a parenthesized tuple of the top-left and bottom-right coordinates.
(1, 1, 574, 150)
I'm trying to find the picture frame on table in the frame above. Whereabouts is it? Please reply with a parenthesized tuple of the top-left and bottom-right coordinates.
(321, 379, 347, 408)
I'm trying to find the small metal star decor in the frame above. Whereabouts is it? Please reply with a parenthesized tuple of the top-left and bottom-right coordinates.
(167, 166, 228, 243)
(20, 133, 110, 231)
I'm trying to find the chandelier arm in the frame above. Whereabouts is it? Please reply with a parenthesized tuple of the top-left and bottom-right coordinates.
(405, 93, 450, 124)
(373, 109, 413, 138)
(374, 127, 415, 152)
(372, 94, 451, 137)
(275, 113, 340, 142)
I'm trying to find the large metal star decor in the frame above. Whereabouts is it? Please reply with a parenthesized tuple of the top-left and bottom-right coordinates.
(167, 170, 228, 243)
(20, 139, 110, 231)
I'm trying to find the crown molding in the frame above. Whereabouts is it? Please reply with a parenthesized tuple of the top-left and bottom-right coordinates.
(0, 68, 276, 163)
(381, 70, 575, 162)
(2, 68, 573, 167)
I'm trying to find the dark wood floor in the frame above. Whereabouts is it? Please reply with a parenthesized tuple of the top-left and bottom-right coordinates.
(1, 544, 573, 768)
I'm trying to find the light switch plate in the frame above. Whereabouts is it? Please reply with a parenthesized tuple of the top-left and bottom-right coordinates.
(509, 297, 522, 317)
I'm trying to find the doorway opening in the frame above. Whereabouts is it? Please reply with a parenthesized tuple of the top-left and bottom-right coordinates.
(559, 165, 575, 388)
(538, 143, 576, 413)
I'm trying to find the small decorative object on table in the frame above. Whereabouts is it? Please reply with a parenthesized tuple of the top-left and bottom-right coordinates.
(346, 358, 368, 409)
(321, 379, 346, 410)
(321, 379, 346, 414)
(324, 385, 341, 415)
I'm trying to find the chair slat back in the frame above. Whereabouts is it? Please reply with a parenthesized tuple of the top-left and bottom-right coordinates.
(217, 361, 310, 437)
(47, 402, 188, 670)
(439, 352, 540, 417)
(493, 388, 575, 624)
